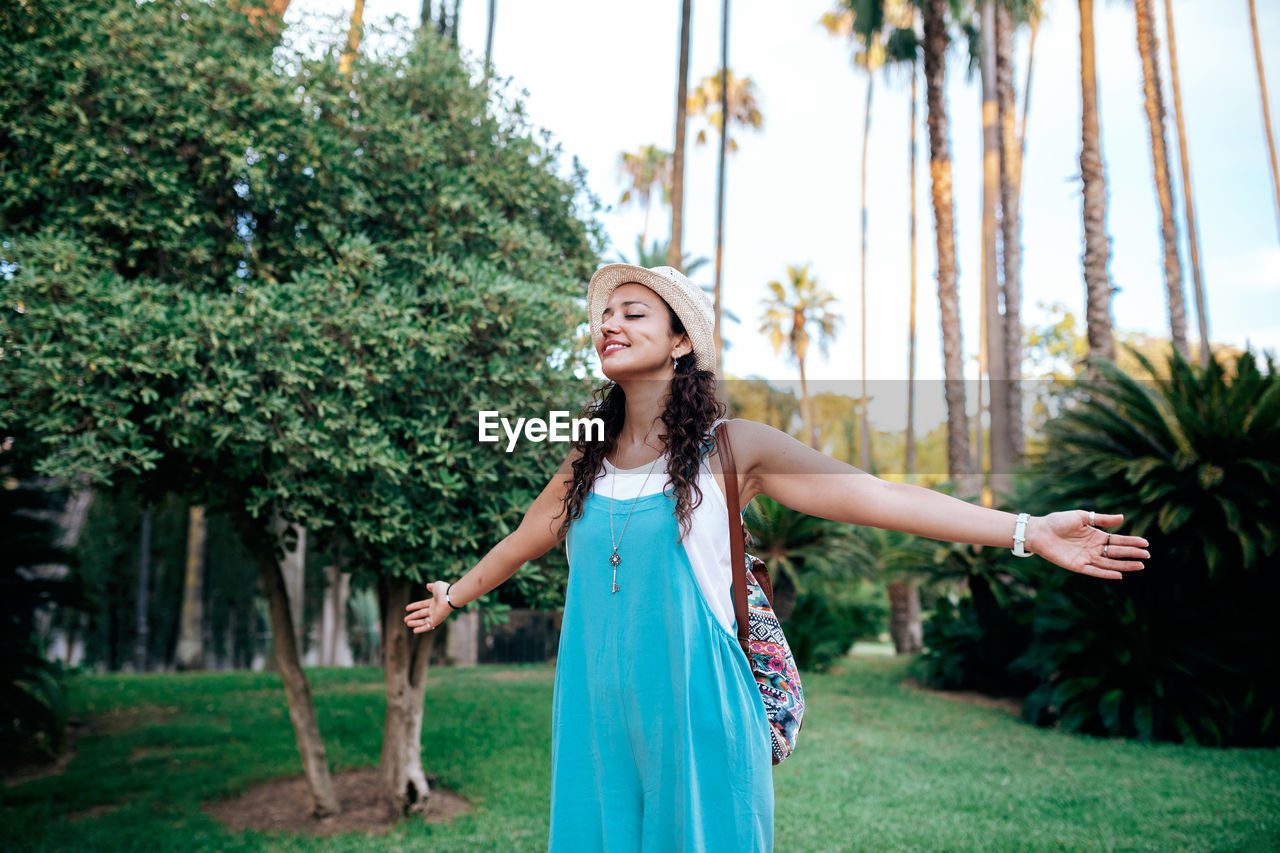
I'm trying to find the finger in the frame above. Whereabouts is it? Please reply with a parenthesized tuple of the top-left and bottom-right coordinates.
(1094, 513, 1125, 527)
(1097, 556, 1146, 572)
(1078, 564, 1125, 580)
(1108, 535, 1150, 551)
(1106, 544, 1151, 560)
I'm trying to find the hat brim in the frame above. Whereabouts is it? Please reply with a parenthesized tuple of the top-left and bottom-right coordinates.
(586, 264, 717, 374)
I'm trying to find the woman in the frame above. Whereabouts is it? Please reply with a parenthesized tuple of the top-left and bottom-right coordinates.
(403, 263, 1150, 851)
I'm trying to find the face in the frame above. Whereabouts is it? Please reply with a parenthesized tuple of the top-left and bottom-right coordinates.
(596, 283, 693, 380)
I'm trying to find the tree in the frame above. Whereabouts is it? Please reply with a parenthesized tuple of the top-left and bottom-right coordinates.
(667, 0, 693, 271)
(1248, 0, 1280, 241)
(1133, 0, 1189, 358)
(921, 0, 975, 490)
(759, 264, 842, 449)
(1160, 0, 1208, 366)
(618, 144, 674, 249)
(1078, 0, 1116, 362)
(688, 66, 763, 364)
(2, 2, 600, 821)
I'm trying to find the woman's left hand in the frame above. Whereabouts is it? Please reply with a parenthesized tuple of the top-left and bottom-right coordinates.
(1026, 511, 1150, 580)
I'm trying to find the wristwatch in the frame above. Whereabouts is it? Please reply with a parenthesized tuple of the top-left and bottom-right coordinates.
(1012, 513, 1034, 558)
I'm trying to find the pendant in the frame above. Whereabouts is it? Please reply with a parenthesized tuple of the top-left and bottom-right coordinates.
(610, 550, 621, 593)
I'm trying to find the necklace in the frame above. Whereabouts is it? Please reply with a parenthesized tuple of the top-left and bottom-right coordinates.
(607, 452, 661, 594)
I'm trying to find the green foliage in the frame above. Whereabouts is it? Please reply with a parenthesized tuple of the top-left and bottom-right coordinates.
(787, 579, 887, 671)
(922, 347, 1280, 746)
(1, 0, 603, 608)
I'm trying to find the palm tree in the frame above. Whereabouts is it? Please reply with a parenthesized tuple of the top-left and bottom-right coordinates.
(980, 0, 1010, 494)
(1248, 0, 1280, 241)
(618, 145, 674, 249)
(667, 0, 693, 271)
(1078, 0, 1116, 362)
(996, 0, 1040, 464)
(484, 0, 496, 82)
(339, 0, 366, 77)
(759, 264, 842, 449)
(921, 0, 975, 489)
(1161, 0, 1208, 366)
(1133, 0, 1189, 358)
(744, 497, 871, 624)
(688, 67, 763, 366)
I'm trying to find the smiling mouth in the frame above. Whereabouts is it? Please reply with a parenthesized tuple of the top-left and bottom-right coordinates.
(602, 343, 629, 356)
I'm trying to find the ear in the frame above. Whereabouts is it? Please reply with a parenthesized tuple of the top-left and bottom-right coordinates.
(672, 333, 693, 361)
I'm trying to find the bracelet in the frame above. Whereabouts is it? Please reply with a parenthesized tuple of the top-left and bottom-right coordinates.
(445, 583, 465, 611)
(1012, 512, 1034, 558)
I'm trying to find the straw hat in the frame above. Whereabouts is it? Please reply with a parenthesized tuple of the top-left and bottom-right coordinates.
(587, 263, 717, 375)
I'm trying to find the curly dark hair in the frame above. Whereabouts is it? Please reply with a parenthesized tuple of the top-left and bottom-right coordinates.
(557, 308, 726, 541)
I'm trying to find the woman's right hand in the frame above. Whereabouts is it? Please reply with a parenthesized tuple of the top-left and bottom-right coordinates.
(404, 581, 453, 634)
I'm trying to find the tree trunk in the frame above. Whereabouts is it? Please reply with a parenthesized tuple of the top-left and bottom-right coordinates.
(338, 0, 367, 78)
(667, 0, 693, 271)
(1134, 0, 1188, 358)
(980, 0, 1009, 497)
(243, 517, 340, 817)
(1078, 0, 1115, 363)
(996, 3, 1025, 467)
(1161, 0, 1208, 366)
(55, 486, 94, 550)
(483, 0, 496, 81)
(276, 516, 307, 655)
(922, 0, 974, 490)
(228, 0, 293, 38)
(906, 63, 919, 479)
(377, 575, 436, 819)
(886, 580, 923, 655)
(798, 356, 817, 449)
(712, 0, 730, 368)
(133, 507, 152, 673)
(321, 564, 354, 666)
(859, 72, 874, 474)
(1248, 0, 1280, 243)
(176, 505, 207, 670)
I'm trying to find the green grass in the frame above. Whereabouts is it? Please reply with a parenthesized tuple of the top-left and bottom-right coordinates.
(2, 657, 1277, 851)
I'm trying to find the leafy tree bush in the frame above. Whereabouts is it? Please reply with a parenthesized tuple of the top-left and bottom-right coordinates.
(922, 348, 1279, 746)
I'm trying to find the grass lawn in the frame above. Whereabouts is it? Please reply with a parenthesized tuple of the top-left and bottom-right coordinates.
(2, 655, 1277, 851)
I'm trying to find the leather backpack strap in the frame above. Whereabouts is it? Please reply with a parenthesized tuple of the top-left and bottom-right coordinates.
(715, 422, 751, 657)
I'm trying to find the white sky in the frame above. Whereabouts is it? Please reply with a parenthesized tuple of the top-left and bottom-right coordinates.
(288, 0, 1280, 430)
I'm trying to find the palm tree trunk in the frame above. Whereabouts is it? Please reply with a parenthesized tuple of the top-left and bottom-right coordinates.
(338, 0, 366, 78)
(713, 0, 731, 366)
(996, 3, 1025, 466)
(798, 356, 817, 449)
(1134, 0, 1188, 358)
(906, 63, 919, 479)
(1162, 0, 1208, 365)
(176, 505, 207, 670)
(667, 0, 693, 271)
(922, 0, 973, 488)
(484, 0, 496, 81)
(980, 0, 1009, 495)
(1248, 0, 1280, 242)
(1078, 0, 1115, 362)
(229, 0, 293, 37)
(887, 580, 923, 654)
(860, 72, 873, 473)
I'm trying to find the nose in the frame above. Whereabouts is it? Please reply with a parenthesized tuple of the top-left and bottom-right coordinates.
(600, 315, 620, 336)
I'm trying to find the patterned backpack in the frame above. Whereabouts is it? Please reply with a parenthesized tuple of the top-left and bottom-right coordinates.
(715, 422, 805, 764)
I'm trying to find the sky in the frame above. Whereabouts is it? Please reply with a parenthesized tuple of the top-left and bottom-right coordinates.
(286, 0, 1280, 430)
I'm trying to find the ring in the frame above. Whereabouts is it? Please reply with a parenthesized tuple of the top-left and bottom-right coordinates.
(1089, 511, 1095, 526)
(1102, 544, 1109, 558)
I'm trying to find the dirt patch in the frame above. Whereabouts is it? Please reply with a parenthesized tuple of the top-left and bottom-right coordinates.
(204, 769, 471, 837)
(900, 677, 1024, 716)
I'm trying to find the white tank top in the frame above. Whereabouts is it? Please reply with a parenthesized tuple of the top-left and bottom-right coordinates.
(591, 425, 735, 633)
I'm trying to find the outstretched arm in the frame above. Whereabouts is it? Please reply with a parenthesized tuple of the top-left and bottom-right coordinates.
(728, 419, 1149, 580)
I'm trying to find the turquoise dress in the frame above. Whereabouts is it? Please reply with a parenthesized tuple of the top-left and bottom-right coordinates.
(549, 480, 774, 852)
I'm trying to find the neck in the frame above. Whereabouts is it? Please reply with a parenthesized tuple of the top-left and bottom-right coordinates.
(614, 376, 672, 456)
